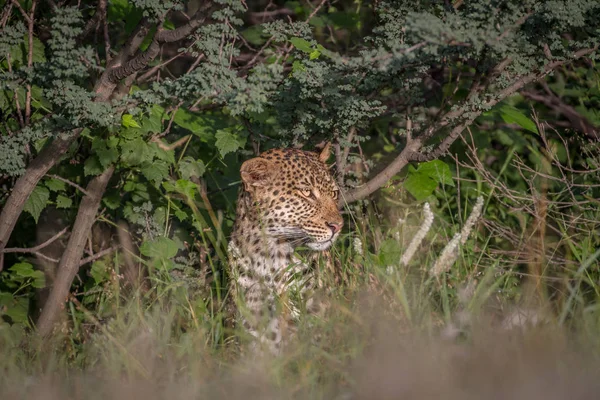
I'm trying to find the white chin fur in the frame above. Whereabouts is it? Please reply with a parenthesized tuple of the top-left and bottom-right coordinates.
(306, 241, 332, 251)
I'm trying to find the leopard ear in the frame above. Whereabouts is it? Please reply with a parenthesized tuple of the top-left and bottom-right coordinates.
(240, 157, 278, 189)
(318, 142, 331, 163)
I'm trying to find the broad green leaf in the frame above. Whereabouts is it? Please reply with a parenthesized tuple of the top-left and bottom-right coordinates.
(24, 185, 50, 223)
(417, 160, 454, 186)
(242, 25, 267, 46)
(499, 105, 538, 134)
(140, 160, 170, 185)
(120, 138, 152, 166)
(103, 190, 121, 210)
(3, 297, 29, 324)
(84, 156, 104, 176)
(173, 109, 223, 141)
(56, 194, 73, 209)
(215, 130, 243, 157)
(290, 37, 313, 53)
(121, 114, 141, 128)
(10, 262, 36, 278)
(403, 172, 438, 201)
(179, 157, 206, 180)
(97, 146, 119, 168)
(45, 178, 66, 192)
(140, 237, 179, 259)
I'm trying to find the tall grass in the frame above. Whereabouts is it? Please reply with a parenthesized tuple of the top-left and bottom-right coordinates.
(2, 188, 600, 399)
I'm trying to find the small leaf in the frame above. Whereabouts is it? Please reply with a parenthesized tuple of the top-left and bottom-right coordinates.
(45, 178, 66, 192)
(84, 156, 104, 176)
(24, 185, 50, 223)
(403, 173, 438, 201)
(215, 130, 243, 157)
(289, 37, 313, 53)
(140, 237, 179, 259)
(55, 194, 73, 209)
(499, 105, 538, 134)
(179, 157, 206, 180)
(309, 50, 321, 60)
(90, 260, 109, 285)
(121, 114, 141, 128)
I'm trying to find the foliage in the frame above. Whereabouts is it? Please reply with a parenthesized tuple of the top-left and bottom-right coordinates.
(0, 0, 599, 381)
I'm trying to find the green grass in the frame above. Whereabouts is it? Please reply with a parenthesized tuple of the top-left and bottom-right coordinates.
(2, 194, 600, 399)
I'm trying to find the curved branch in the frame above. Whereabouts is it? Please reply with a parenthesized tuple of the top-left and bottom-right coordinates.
(342, 45, 599, 204)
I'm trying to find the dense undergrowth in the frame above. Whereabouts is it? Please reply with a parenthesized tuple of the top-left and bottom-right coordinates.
(1, 0, 600, 397)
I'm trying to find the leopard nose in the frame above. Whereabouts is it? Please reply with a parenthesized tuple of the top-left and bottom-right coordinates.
(326, 221, 343, 234)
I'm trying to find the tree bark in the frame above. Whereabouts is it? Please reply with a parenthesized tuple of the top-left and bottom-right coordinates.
(36, 166, 114, 337)
(0, 133, 79, 269)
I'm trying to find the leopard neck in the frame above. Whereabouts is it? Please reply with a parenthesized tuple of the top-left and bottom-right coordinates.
(230, 190, 295, 265)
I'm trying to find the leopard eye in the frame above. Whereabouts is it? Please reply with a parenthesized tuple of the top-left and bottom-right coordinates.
(300, 189, 312, 198)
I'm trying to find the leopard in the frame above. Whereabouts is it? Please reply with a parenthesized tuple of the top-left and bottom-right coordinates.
(227, 144, 344, 353)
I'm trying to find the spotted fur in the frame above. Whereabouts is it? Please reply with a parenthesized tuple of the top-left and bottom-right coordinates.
(228, 145, 343, 352)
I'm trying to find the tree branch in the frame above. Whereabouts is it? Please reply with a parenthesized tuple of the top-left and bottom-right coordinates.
(521, 89, 599, 140)
(342, 45, 599, 204)
(36, 166, 115, 337)
(0, 131, 81, 270)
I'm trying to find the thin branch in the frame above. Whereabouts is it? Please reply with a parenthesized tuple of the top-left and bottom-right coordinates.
(78, 245, 120, 267)
(9, 0, 30, 23)
(342, 45, 599, 204)
(46, 174, 91, 196)
(3, 226, 69, 254)
(521, 89, 599, 140)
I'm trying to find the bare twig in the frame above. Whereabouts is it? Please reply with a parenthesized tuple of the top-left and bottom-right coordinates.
(78, 245, 119, 267)
(46, 174, 91, 196)
(3, 227, 69, 255)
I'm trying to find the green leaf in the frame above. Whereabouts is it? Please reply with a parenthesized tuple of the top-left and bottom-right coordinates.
(24, 185, 50, 223)
(290, 37, 313, 53)
(90, 260, 109, 285)
(178, 157, 206, 180)
(10, 262, 36, 278)
(417, 160, 454, 186)
(84, 156, 104, 176)
(292, 60, 306, 73)
(215, 130, 243, 157)
(10, 263, 46, 288)
(403, 172, 438, 201)
(55, 194, 73, 209)
(122, 114, 141, 128)
(139, 237, 180, 259)
(309, 50, 321, 60)
(120, 138, 152, 166)
(499, 105, 538, 134)
(98, 147, 119, 168)
(173, 109, 223, 141)
(379, 239, 402, 266)
(3, 297, 29, 324)
(242, 25, 267, 46)
(140, 160, 170, 186)
(45, 178, 66, 192)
